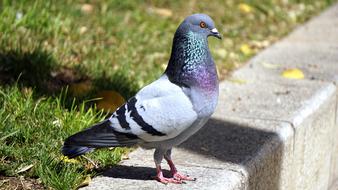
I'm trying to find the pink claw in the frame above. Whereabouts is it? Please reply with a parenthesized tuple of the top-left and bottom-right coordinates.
(155, 165, 184, 184)
(155, 175, 183, 184)
(167, 159, 196, 181)
(173, 172, 196, 181)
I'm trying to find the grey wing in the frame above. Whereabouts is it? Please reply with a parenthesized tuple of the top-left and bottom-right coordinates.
(108, 75, 198, 142)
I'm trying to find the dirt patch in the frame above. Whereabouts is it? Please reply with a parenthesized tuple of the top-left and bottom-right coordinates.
(47, 66, 91, 94)
(0, 176, 45, 190)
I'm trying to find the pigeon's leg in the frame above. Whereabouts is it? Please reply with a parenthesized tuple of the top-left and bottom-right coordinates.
(164, 149, 196, 181)
(153, 148, 182, 184)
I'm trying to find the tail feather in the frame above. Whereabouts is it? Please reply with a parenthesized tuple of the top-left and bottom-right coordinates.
(62, 120, 139, 158)
(62, 146, 94, 158)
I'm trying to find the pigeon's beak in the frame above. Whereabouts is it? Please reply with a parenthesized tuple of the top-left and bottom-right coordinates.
(210, 28, 222, 39)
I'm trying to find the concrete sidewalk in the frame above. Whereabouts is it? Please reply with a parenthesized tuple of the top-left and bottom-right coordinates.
(82, 4, 338, 190)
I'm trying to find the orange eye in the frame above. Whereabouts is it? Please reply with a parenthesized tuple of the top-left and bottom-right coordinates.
(199, 21, 206, 28)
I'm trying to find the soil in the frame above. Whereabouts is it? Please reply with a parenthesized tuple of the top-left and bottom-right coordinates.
(0, 176, 45, 190)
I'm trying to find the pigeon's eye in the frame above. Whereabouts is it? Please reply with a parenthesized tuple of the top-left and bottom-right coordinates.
(199, 21, 206, 28)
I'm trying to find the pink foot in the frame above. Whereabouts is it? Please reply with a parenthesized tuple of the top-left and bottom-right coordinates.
(173, 172, 196, 181)
(166, 159, 197, 181)
(155, 175, 183, 184)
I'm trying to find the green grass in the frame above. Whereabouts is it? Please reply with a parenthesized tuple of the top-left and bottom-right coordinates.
(0, 0, 336, 189)
(0, 86, 128, 189)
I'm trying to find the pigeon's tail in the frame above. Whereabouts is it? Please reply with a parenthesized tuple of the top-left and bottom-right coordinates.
(62, 120, 139, 158)
(62, 146, 94, 159)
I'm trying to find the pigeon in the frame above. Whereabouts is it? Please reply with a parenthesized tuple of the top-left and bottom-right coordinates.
(62, 13, 221, 184)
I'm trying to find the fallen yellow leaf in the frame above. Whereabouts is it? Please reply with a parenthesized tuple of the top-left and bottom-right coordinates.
(60, 156, 79, 164)
(96, 90, 125, 112)
(240, 44, 253, 55)
(79, 26, 88, 34)
(77, 175, 91, 188)
(261, 61, 280, 69)
(228, 78, 247, 84)
(69, 80, 93, 97)
(238, 3, 252, 14)
(152, 8, 172, 17)
(281, 68, 305, 79)
(252, 40, 271, 49)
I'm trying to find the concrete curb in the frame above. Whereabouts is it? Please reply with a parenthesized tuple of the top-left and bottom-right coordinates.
(82, 4, 338, 190)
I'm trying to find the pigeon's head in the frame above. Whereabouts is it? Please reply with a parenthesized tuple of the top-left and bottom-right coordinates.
(177, 13, 222, 40)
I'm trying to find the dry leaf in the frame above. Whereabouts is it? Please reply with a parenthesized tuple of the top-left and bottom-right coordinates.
(228, 78, 247, 84)
(21, 87, 33, 97)
(69, 80, 93, 97)
(79, 26, 88, 34)
(214, 49, 227, 58)
(81, 4, 93, 14)
(151, 8, 172, 17)
(121, 154, 129, 160)
(252, 40, 270, 49)
(84, 162, 95, 170)
(96, 90, 125, 112)
(147, 52, 166, 63)
(238, 3, 253, 14)
(16, 164, 34, 174)
(240, 44, 253, 55)
(60, 156, 79, 164)
(77, 176, 91, 188)
(261, 62, 280, 69)
(281, 68, 305, 79)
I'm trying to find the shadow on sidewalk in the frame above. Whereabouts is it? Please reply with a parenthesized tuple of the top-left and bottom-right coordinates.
(179, 118, 283, 190)
(101, 165, 170, 181)
(100, 118, 283, 189)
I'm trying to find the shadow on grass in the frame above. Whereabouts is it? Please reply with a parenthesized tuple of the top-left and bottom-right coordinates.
(0, 47, 55, 93)
(0, 47, 138, 108)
